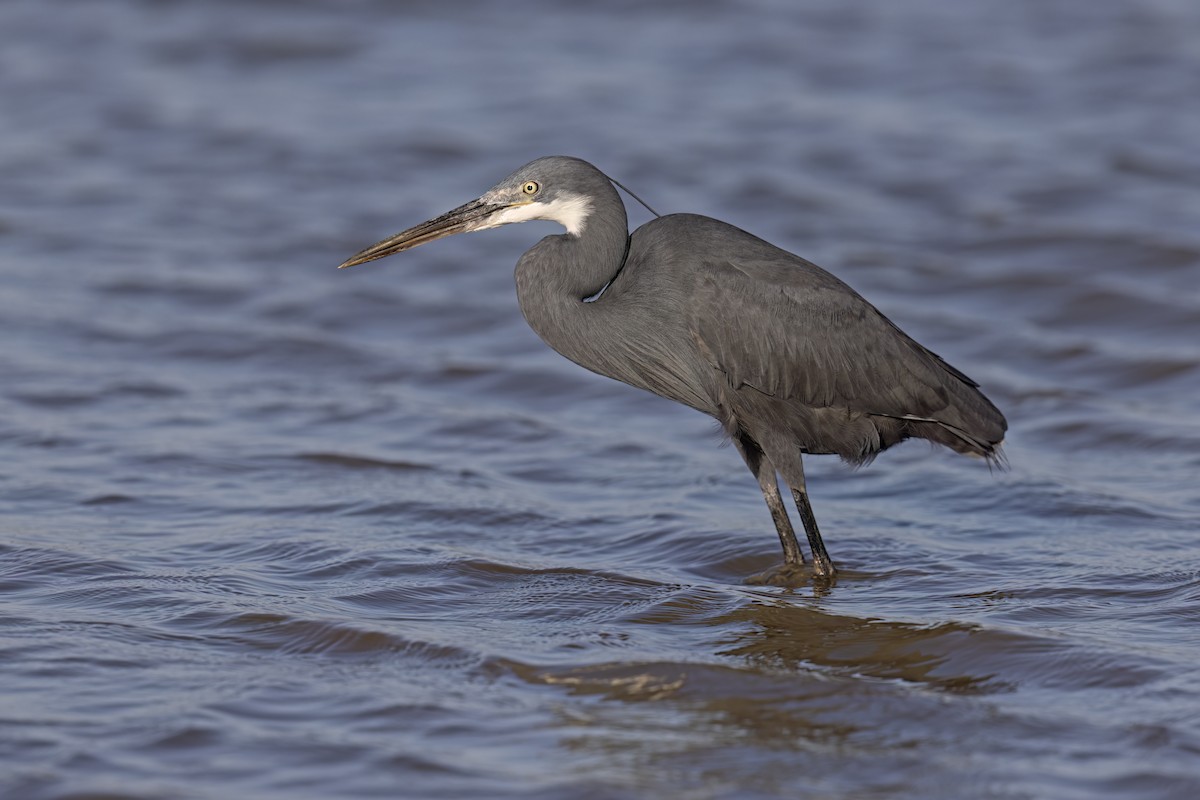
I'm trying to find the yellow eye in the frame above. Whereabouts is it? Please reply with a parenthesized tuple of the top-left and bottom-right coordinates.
(522, 181, 540, 195)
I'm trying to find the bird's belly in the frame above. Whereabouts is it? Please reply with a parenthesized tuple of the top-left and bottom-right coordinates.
(721, 387, 890, 465)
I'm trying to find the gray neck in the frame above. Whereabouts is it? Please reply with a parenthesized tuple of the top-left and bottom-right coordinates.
(513, 184, 630, 377)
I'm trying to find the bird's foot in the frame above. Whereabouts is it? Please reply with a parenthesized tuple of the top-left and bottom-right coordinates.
(745, 561, 836, 587)
(745, 563, 806, 587)
(744, 556, 840, 587)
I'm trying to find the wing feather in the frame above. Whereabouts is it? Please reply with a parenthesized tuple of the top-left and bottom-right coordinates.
(690, 256, 969, 419)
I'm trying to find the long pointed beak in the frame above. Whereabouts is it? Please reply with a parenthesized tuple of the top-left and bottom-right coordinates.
(338, 197, 507, 269)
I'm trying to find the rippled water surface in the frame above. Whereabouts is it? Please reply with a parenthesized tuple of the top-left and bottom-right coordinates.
(3, 1, 1200, 798)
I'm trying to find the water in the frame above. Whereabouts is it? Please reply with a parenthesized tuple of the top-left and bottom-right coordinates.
(3, 1, 1199, 797)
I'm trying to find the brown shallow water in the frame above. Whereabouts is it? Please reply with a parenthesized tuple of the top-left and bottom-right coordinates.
(2, 1, 1199, 798)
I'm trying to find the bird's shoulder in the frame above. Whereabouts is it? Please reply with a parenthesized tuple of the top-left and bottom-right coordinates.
(634, 214, 853, 292)
(631, 214, 872, 316)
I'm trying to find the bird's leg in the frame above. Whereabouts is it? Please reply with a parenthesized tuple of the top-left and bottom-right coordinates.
(733, 435, 805, 571)
(762, 481, 805, 567)
(791, 486, 836, 578)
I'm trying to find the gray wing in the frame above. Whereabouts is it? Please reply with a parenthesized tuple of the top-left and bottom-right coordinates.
(690, 255, 975, 418)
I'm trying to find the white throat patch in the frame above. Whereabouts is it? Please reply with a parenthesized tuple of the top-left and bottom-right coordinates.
(488, 193, 593, 236)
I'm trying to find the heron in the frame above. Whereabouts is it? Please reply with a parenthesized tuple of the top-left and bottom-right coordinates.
(339, 156, 1006, 583)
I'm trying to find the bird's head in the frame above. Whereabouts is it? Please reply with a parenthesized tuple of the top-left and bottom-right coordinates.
(338, 156, 604, 269)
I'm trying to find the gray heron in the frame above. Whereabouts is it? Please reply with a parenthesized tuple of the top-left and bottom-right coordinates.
(339, 156, 1006, 583)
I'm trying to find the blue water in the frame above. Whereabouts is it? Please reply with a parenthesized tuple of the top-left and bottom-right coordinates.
(2, 1, 1199, 798)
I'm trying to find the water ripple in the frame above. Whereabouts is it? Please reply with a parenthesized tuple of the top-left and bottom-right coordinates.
(4, 1, 1200, 797)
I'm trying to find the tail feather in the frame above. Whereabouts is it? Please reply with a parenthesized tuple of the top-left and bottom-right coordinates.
(871, 411, 1008, 468)
(899, 341, 1008, 466)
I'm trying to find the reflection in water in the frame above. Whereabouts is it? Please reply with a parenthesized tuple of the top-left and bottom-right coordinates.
(719, 602, 1001, 694)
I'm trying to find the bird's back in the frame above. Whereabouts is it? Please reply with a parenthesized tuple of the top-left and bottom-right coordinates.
(616, 214, 1006, 464)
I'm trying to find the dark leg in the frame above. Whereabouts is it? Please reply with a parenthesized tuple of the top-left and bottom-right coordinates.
(791, 487, 836, 578)
(732, 434, 804, 570)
